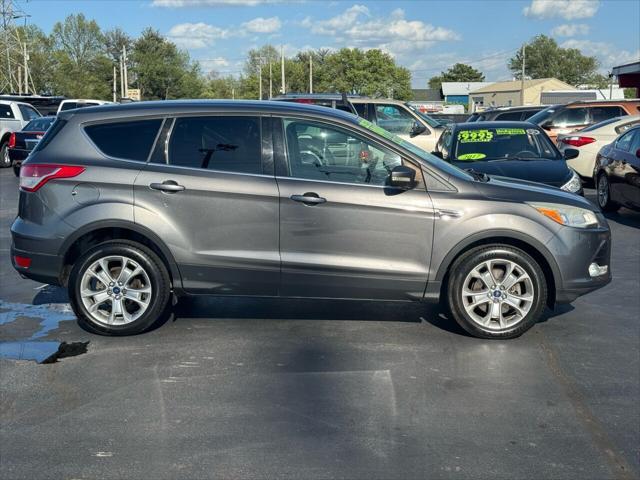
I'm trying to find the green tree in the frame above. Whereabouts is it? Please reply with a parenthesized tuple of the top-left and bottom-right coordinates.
(508, 35, 599, 86)
(50, 14, 112, 98)
(131, 28, 204, 100)
(428, 63, 485, 90)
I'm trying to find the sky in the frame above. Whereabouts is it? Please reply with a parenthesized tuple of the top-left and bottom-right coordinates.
(16, 0, 640, 87)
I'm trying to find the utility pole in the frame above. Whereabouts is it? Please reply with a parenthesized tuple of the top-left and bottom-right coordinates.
(112, 65, 117, 102)
(309, 54, 313, 94)
(119, 55, 124, 99)
(280, 45, 285, 94)
(520, 43, 526, 106)
(122, 45, 128, 98)
(22, 41, 28, 94)
(269, 62, 272, 99)
(609, 71, 614, 100)
(258, 63, 262, 100)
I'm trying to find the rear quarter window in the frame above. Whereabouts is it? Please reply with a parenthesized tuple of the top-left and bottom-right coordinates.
(84, 119, 163, 162)
(0, 104, 15, 119)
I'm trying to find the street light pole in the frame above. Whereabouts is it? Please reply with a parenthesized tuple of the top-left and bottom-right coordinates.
(520, 43, 526, 106)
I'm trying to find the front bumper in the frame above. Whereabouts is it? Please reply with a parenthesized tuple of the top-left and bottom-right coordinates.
(549, 217, 611, 304)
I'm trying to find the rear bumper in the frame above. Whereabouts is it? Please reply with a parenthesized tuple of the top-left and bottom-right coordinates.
(11, 244, 64, 285)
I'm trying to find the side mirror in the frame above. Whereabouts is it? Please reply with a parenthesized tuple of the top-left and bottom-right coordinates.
(389, 165, 416, 189)
(564, 148, 580, 160)
(409, 121, 427, 138)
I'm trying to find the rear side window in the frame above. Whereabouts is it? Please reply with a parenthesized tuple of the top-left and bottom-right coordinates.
(24, 118, 54, 132)
(0, 104, 15, 119)
(85, 119, 162, 162)
(168, 116, 261, 174)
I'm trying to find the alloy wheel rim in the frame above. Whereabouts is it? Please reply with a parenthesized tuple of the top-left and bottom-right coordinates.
(80, 255, 152, 326)
(461, 258, 535, 331)
(598, 176, 608, 207)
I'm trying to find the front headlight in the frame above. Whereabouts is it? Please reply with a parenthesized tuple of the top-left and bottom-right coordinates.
(528, 202, 598, 228)
(561, 169, 582, 193)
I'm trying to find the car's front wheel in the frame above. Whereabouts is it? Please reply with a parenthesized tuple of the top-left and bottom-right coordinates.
(446, 245, 547, 339)
(68, 240, 171, 335)
(596, 173, 619, 212)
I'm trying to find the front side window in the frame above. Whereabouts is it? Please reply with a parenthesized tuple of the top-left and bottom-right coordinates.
(552, 107, 588, 127)
(85, 119, 162, 162)
(373, 104, 416, 135)
(168, 116, 261, 174)
(591, 106, 624, 123)
(282, 118, 419, 187)
(18, 104, 41, 121)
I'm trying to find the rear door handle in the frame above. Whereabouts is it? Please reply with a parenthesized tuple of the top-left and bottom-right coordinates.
(290, 193, 326, 205)
(149, 181, 185, 193)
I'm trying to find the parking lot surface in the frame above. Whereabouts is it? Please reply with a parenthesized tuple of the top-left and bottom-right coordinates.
(1, 167, 638, 479)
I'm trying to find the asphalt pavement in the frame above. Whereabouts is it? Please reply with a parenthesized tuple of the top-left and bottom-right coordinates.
(0, 167, 638, 479)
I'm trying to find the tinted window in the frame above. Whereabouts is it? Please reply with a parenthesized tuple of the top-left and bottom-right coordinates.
(616, 130, 636, 152)
(18, 104, 41, 121)
(24, 117, 55, 132)
(495, 111, 523, 121)
(521, 109, 542, 120)
(85, 119, 162, 162)
(168, 116, 261, 174)
(591, 106, 624, 123)
(374, 104, 415, 135)
(552, 107, 588, 127)
(0, 104, 14, 119)
(283, 118, 420, 187)
(353, 103, 366, 117)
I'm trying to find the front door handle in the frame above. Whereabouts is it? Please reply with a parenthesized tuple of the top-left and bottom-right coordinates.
(290, 193, 326, 205)
(149, 181, 185, 193)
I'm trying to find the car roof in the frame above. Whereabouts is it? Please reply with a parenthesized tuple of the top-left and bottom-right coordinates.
(58, 99, 360, 123)
(452, 121, 538, 129)
(0, 99, 36, 107)
(349, 97, 405, 105)
(484, 105, 546, 112)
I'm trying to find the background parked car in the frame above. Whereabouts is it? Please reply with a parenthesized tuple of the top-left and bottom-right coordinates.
(0, 100, 42, 168)
(557, 115, 640, 180)
(528, 99, 640, 143)
(56, 99, 113, 114)
(466, 105, 547, 122)
(433, 121, 582, 194)
(8, 116, 57, 176)
(271, 93, 357, 114)
(594, 125, 640, 212)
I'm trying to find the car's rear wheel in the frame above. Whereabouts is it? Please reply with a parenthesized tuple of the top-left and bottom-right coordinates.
(0, 141, 10, 168)
(596, 173, 619, 212)
(446, 245, 547, 339)
(68, 240, 171, 335)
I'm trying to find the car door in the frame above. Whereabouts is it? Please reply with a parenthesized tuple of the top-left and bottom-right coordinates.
(372, 103, 438, 152)
(613, 129, 640, 208)
(134, 115, 280, 295)
(273, 116, 435, 300)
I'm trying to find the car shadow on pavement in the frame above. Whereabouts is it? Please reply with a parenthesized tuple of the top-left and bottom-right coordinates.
(603, 208, 640, 229)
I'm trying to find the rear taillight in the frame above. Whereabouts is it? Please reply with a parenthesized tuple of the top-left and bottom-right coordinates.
(14, 255, 32, 268)
(559, 136, 596, 147)
(19, 164, 85, 192)
(8, 132, 16, 148)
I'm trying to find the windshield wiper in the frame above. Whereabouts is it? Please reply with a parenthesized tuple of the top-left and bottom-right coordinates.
(465, 168, 490, 182)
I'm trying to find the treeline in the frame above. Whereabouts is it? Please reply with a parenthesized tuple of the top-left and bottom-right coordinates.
(1, 14, 413, 101)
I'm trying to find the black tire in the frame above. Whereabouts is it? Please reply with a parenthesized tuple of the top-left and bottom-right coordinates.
(596, 172, 619, 212)
(68, 240, 171, 336)
(446, 245, 547, 339)
(12, 164, 20, 177)
(0, 141, 10, 168)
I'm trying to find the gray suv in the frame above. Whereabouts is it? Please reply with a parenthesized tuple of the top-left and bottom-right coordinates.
(11, 101, 611, 339)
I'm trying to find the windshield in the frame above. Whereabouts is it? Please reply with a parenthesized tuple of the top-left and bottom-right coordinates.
(453, 126, 560, 161)
(528, 106, 557, 125)
(404, 103, 443, 128)
(357, 118, 473, 180)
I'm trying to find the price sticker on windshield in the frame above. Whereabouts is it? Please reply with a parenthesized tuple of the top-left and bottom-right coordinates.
(458, 130, 493, 143)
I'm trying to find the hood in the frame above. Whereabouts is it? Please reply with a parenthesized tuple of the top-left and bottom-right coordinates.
(452, 158, 572, 187)
(474, 173, 594, 210)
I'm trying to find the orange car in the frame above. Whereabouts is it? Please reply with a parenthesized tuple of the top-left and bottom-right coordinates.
(528, 100, 640, 142)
